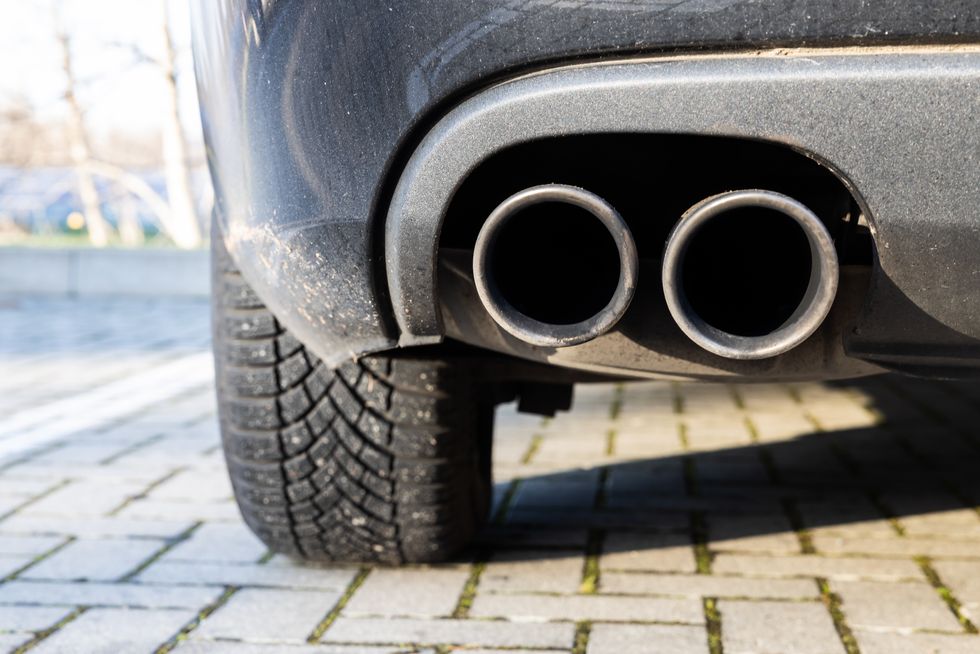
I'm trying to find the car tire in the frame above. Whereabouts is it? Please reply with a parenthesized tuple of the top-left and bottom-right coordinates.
(211, 225, 493, 563)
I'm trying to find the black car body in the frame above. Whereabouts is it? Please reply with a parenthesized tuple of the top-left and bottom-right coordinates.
(192, 1, 980, 562)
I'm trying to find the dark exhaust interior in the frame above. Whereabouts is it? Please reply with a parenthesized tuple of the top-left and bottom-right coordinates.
(488, 201, 621, 325)
(681, 206, 812, 337)
(441, 134, 872, 355)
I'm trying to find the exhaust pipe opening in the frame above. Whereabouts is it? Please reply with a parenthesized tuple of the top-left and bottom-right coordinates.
(473, 184, 638, 348)
(663, 190, 839, 360)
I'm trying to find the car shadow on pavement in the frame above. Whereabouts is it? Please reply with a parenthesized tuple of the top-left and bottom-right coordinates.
(471, 375, 980, 560)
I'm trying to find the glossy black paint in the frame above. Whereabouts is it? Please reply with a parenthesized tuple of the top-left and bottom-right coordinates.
(191, 0, 980, 368)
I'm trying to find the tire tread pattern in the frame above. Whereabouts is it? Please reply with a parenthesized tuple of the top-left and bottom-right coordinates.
(212, 232, 488, 563)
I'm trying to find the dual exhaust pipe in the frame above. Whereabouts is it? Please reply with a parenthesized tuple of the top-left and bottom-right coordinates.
(472, 184, 839, 360)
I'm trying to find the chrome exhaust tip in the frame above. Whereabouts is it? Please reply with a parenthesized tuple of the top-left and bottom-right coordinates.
(662, 190, 839, 360)
(473, 184, 638, 348)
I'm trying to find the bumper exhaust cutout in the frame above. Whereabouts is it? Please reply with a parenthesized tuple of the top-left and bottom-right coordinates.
(473, 184, 638, 348)
(662, 190, 839, 360)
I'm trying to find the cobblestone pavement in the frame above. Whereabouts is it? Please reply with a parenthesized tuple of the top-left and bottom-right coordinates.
(2, 296, 980, 653)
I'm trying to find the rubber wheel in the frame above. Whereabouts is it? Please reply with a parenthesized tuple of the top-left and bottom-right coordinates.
(211, 226, 493, 563)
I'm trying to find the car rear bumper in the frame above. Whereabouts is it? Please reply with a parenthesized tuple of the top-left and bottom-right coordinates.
(192, 0, 980, 376)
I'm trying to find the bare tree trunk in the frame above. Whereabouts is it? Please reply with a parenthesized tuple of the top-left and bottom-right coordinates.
(57, 29, 112, 248)
(159, 0, 201, 249)
(117, 190, 145, 247)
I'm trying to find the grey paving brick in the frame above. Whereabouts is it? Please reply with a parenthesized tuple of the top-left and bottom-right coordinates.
(0, 477, 60, 498)
(601, 572, 818, 599)
(480, 550, 585, 595)
(0, 581, 223, 609)
(322, 618, 574, 648)
(506, 507, 690, 531)
(706, 513, 801, 554)
(600, 531, 697, 573)
(115, 499, 241, 522)
(194, 588, 342, 644)
(587, 623, 707, 654)
(470, 592, 704, 623)
(0, 515, 194, 539)
(720, 600, 845, 654)
(712, 554, 923, 581)
(175, 643, 425, 654)
(162, 523, 267, 564)
(833, 579, 964, 632)
(147, 469, 233, 503)
(6, 298, 980, 653)
(512, 475, 600, 509)
(343, 567, 469, 618)
(854, 630, 980, 654)
(899, 508, 980, 538)
(812, 533, 980, 558)
(19, 479, 146, 517)
(932, 560, 980, 622)
(136, 561, 358, 590)
(24, 443, 133, 466)
(0, 554, 36, 578)
(0, 535, 65, 557)
(0, 634, 32, 652)
(20, 538, 165, 582)
(30, 607, 195, 653)
(0, 605, 71, 632)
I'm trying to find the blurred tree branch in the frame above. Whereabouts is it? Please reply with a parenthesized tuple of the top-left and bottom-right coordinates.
(55, 8, 113, 247)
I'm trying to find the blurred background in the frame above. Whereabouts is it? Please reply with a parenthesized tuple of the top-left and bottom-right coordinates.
(0, 0, 209, 252)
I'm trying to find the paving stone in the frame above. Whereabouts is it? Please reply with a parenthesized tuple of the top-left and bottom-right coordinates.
(3, 462, 169, 485)
(343, 567, 470, 618)
(19, 479, 146, 517)
(0, 634, 32, 652)
(115, 499, 241, 522)
(0, 515, 194, 539)
(20, 538, 164, 582)
(23, 443, 131, 466)
(0, 535, 65, 557)
(175, 643, 424, 654)
(0, 605, 71, 632)
(480, 550, 585, 594)
(147, 470, 234, 503)
(601, 572, 818, 599)
(0, 554, 36, 578)
(706, 513, 801, 554)
(6, 298, 980, 653)
(712, 554, 923, 581)
(136, 561, 358, 590)
(812, 533, 980, 558)
(932, 560, 980, 622)
(587, 623, 707, 654)
(854, 630, 980, 654)
(0, 581, 223, 609)
(194, 588, 342, 644)
(162, 523, 267, 564)
(322, 618, 574, 648)
(747, 411, 816, 442)
(30, 607, 195, 653)
(0, 477, 60, 498)
(470, 592, 704, 623)
(720, 600, 845, 654)
(512, 477, 599, 509)
(832, 579, 963, 632)
(600, 531, 697, 573)
(604, 462, 686, 504)
(475, 525, 590, 549)
(506, 508, 690, 531)
(898, 508, 980, 538)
